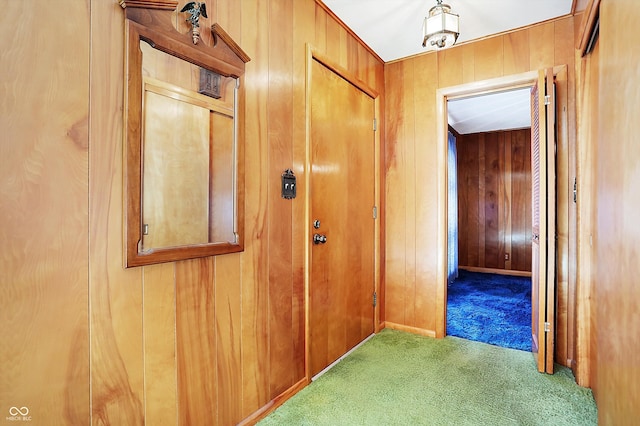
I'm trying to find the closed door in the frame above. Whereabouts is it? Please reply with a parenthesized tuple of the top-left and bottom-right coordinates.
(309, 58, 375, 378)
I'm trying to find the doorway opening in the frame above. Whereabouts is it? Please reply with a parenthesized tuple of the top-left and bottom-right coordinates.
(436, 69, 560, 374)
(446, 88, 533, 351)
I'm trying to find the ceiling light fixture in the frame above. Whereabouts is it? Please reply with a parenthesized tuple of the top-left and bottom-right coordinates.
(422, 0, 460, 50)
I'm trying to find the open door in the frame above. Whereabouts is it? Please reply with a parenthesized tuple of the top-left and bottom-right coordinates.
(530, 68, 556, 374)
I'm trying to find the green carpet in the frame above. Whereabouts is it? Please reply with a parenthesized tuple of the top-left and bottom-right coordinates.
(259, 329, 596, 425)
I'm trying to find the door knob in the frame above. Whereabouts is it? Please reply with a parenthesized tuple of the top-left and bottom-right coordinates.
(313, 233, 327, 245)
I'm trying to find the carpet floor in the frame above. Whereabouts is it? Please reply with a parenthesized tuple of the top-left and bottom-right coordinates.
(447, 270, 531, 351)
(258, 329, 596, 426)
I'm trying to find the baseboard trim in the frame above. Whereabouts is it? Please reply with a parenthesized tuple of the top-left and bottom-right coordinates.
(312, 333, 376, 381)
(383, 321, 436, 338)
(459, 266, 532, 277)
(238, 377, 308, 426)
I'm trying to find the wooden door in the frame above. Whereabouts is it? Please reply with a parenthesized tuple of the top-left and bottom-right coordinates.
(530, 68, 556, 374)
(309, 58, 375, 378)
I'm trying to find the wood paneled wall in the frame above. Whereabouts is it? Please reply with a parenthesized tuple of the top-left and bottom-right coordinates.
(384, 16, 577, 366)
(457, 129, 532, 272)
(1, 0, 384, 424)
(593, 0, 640, 423)
(0, 1, 90, 423)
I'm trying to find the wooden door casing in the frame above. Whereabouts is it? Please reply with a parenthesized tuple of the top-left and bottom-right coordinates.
(309, 57, 376, 378)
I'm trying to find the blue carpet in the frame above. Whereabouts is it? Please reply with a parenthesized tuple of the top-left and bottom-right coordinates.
(447, 270, 531, 351)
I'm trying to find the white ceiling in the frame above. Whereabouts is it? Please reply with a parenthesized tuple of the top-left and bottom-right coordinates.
(322, 0, 573, 63)
(448, 88, 532, 134)
(321, 0, 573, 135)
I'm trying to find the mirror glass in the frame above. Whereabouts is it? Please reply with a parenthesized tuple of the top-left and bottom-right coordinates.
(140, 41, 237, 251)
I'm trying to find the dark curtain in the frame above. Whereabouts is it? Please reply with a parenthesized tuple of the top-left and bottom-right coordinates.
(447, 131, 458, 284)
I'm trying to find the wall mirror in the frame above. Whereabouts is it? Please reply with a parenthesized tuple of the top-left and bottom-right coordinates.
(122, 0, 249, 267)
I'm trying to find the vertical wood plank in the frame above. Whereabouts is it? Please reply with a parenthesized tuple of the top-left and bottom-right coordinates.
(414, 53, 439, 331)
(215, 254, 243, 425)
(460, 43, 476, 83)
(484, 133, 500, 269)
(268, 0, 295, 398)
(383, 61, 407, 326)
(529, 22, 555, 70)
(503, 132, 513, 270)
(478, 136, 486, 267)
(314, 4, 327, 54)
(504, 30, 530, 76)
(595, 1, 640, 422)
(176, 258, 216, 425)
(511, 130, 532, 271)
(89, 1, 145, 424)
(497, 133, 506, 269)
(325, 12, 344, 67)
(474, 37, 504, 81)
(143, 263, 177, 425)
(466, 136, 480, 267)
(292, 0, 316, 384)
(0, 1, 91, 423)
(347, 37, 361, 82)
(240, 0, 271, 416)
(437, 47, 463, 88)
(402, 59, 417, 326)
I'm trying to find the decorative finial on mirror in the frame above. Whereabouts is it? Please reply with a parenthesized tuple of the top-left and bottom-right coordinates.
(180, 1, 208, 45)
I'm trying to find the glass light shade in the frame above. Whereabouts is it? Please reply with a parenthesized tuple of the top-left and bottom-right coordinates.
(422, 2, 459, 50)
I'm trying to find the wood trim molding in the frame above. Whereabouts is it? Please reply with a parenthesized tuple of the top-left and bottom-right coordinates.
(212, 23, 251, 64)
(576, 0, 600, 55)
(237, 378, 308, 425)
(459, 266, 533, 278)
(383, 322, 436, 338)
(120, 0, 178, 10)
(309, 46, 379, 99)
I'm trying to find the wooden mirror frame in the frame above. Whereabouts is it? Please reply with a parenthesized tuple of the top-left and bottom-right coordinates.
(122, 0, 249, 267)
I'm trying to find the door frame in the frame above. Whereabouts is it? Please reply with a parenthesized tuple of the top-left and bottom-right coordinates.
(435, 66, 568, 342)
(304, 44, 382, 381)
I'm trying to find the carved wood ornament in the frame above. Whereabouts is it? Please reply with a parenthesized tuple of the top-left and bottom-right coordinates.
(120, 0, 250, 78)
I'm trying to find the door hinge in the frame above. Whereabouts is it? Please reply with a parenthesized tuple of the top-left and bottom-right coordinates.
(373, 206, 377, 219)
(544, 95, 551, 106)
(544, 322, 551, 333)
(573, 177, 577, 203)
(373, 291, 377, 307)
(373, 118, 377, 131)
